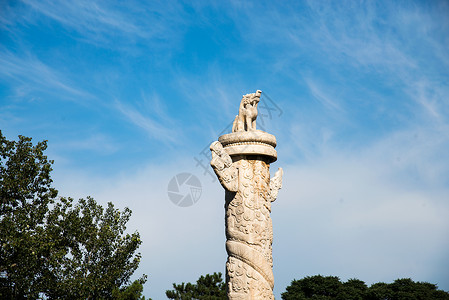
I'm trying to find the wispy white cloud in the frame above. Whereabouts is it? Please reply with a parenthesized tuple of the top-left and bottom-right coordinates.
(365, 124, 449, 188)
(0, 109, 25, 131)
(0, 50, 91, 101)
(175, 69, 241, 129)
(404, 78, 449, 124)
(224, 1, 446, 85)
(54, 134, 119, 155)
(114, 98, 179, 144)
(23, 0, 141, 36)
(18, 0, 187, 49)
(305, 78, 344, 112)
(307, 3, 416, 69)
(139, 92, 174, 126)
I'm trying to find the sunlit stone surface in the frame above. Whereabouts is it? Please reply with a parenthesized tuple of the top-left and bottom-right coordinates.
(211, 90, 283, 299)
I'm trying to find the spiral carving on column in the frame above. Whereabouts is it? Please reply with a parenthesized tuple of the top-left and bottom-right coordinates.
(225, 158, 275, 299)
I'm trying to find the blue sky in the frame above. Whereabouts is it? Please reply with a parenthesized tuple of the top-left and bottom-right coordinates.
(1, 0, 449, 298)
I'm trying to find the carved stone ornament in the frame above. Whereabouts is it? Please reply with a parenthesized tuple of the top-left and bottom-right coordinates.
(210, 90, 283, 299)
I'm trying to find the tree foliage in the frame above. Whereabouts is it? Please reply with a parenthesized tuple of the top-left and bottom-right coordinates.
(166, 272, 226, 300)
(0, 133, 58, 298)
(0, 131, 146, 299)
(282, 275, 449, 300)
(365, 278, 449, 300)
(43, 196, 147, 299)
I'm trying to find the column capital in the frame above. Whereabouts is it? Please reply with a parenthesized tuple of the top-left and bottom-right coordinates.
(218, 130, 277, 163)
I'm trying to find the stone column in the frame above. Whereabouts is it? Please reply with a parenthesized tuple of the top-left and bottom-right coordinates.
(210, 91, 282, 299)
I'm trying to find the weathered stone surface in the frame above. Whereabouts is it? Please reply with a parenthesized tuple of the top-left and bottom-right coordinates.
(219, 131, 277, 163)
(211, 90, 282, 299)
(232, 90, 262, 132)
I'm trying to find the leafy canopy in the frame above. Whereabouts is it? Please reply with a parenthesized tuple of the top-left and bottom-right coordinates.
(166, 272, 226, 300)
(0, 131, 146, 299)
(281, 275, 449, 300)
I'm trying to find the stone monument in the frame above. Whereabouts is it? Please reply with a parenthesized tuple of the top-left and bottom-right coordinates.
(210, 90, 283, 299)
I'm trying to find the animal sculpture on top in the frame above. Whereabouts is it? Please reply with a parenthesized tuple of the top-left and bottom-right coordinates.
(232, 90, 262, 132)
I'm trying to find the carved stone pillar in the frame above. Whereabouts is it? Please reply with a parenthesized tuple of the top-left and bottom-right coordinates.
(210, 91, 282, 300)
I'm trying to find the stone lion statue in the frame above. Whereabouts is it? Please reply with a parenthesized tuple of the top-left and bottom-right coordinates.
(232, 90, 262, 132)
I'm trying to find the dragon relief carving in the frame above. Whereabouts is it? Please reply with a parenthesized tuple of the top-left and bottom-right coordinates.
(210, 140, 283, 299)
(210, 141, 238, 192)
(267, 167, 283, 211)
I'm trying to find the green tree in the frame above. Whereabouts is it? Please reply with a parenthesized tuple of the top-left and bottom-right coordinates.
(113, 279, 147, 300)
(166, 272, 226, 300)
(366, 278, 449, 300)
(281, 275, 345, 300)
(0, 131, 146, 299)
(0, 133, 58, 298)
(339, 278, 367, 300)
(282, 275, 449, 300)
(366, 282, 391, 300)
(43, 196, 147, 299)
